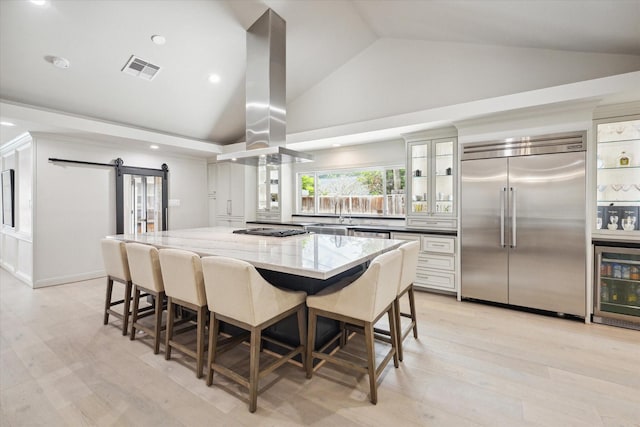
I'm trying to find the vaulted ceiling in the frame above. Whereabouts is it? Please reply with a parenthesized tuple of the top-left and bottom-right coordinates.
(1, 0, 639, 151)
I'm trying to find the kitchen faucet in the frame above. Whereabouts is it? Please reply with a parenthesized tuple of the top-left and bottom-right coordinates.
(336, 199, 353, 224)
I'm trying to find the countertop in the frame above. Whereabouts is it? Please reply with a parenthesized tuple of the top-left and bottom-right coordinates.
(108, 227, 404, 280)
(247, 220, 457, 236)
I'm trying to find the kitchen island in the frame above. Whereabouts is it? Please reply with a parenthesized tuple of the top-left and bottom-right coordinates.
(108, 227, 404, 281)
(108, 227, 405, 347)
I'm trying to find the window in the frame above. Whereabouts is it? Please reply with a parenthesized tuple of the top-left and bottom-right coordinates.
(297, 167, 405, 217)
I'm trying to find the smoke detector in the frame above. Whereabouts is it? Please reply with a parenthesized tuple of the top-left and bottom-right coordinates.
(121, 55, 161, 81)
(45, 55, 70, 69)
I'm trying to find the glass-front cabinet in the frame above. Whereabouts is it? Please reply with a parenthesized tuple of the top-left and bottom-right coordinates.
(257, 163, 280, 214)
(594, 245, 640, 329)
(594, 117, 639, 235)
(257, 162, 280, 221)
(404, 132, 457, 229)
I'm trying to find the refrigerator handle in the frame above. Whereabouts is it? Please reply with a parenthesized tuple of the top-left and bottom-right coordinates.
(511, 187, 517, 248)
(500, 187, 506, 248)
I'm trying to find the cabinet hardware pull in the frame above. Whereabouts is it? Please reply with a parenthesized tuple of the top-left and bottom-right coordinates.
(511, 187, 517, 248)
(500, 187, 506, 248)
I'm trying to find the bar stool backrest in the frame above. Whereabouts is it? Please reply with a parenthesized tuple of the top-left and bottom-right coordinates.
(321, 249, 401, 321)
(371, 250, 403, 317)
(159, 249, 205, 306)
(398, 241, 420, 294)
(126, 243, 164, 292)
(101, 239, 131, 282)
(202, 256, 294, 326)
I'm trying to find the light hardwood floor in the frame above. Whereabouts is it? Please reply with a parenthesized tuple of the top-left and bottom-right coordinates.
(1, 268, 639, 426)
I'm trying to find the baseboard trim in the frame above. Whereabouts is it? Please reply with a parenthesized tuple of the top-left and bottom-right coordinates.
(34, 270, 105, 288)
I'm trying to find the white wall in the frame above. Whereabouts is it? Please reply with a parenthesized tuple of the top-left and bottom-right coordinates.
(294, 139, 405, 174)
(0, 134, 33, 286)
(32, 134, 208, 287)
(288, 38, 640, 134)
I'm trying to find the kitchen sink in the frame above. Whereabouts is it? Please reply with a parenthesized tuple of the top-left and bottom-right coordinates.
(304, 223, 350, 236)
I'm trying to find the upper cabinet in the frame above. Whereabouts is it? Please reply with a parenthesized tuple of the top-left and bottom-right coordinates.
(594, 116, 640, 235)
(257, 163, 280, 215)
(209, 162, 249, 228)
(256, 162, 291, 222)
(404, 130, 458, 230)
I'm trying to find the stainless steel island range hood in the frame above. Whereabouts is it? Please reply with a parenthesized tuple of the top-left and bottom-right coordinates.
(217, 9, 313, 165)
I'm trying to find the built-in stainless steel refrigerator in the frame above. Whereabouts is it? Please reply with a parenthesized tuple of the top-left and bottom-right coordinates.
(460, 132, 587, 317)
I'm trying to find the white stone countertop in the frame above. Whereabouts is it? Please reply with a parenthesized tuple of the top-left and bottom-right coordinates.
(108, 227, 405, 280)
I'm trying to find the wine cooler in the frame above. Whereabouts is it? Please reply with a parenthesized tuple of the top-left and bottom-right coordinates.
(593, 244, 640, 330)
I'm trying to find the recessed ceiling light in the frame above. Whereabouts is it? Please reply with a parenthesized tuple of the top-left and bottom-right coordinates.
(151, 35, 166, 46)
(30, 0, 48, 6)
(208, 73, 221, 84)
(150, 145, 159, 150)
(231, 158, 237, 162)
(332, 143, 341, 147)
(0, 121, 16, 127)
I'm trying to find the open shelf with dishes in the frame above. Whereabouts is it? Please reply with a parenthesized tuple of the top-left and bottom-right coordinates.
(595, 117, 640, 233)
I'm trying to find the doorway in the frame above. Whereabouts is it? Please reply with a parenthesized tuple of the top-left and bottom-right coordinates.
(124, 175, 163, 234)
(115, 161, 168, 234)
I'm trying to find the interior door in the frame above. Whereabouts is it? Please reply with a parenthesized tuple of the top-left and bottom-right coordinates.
(507, 152, 586, 316)
(461, 157, 509, 303)
(125, 174, 163, 234)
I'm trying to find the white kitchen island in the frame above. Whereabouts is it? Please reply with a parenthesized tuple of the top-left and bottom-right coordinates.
(107, 227, 405, 349)
(108, 227, 404, 281)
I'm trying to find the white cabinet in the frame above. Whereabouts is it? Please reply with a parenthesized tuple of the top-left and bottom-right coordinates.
(256, 163, 281, 222)
(594, 116, 640, 236)
(403, 129, 457, 230)
(256, 163, 291, 222)
(392, 232, 457, 294)
(210, 162, 247, 227)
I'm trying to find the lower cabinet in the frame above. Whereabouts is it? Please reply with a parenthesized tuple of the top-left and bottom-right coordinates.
(216, 217, 245, 229)
(392, 232, 457, 293)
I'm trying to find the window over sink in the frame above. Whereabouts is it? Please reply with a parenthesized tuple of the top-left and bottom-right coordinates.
(296, 166, 406, 217)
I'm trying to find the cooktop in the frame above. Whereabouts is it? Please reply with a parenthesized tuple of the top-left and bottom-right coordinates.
(232, 228, 308, 237)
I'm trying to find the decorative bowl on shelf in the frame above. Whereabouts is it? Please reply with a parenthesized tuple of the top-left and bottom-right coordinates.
(607, 223, 618, 230)
(622, 216, 636, 231)
(610, 184, 623, 192)
(597, 184, 607, 192)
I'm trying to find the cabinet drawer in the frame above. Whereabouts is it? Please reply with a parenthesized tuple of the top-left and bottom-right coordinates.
(415, 270, 455, 290)
(422, 236, 455, 254)
(418, 254, 455, 271)
(407, 218, 457, 229)
(391, 232, 421, 242)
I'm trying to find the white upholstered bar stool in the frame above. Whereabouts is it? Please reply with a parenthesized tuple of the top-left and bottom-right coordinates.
(101, 239, 133, 335)
(126, 242, 166, 354)
(306, 249, 402, 405)
(159, 248, 207, 378)
(202, 256, 307, 413)
(376, 241, 420, 362)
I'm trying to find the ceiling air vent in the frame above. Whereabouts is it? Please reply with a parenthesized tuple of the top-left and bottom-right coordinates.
(121, 55, 161, 81)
